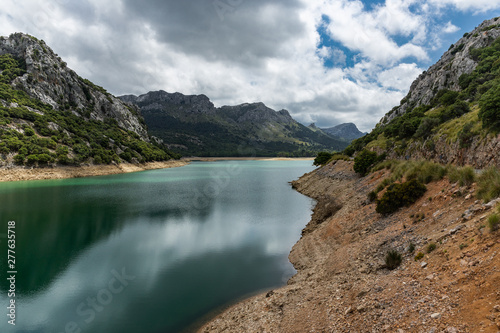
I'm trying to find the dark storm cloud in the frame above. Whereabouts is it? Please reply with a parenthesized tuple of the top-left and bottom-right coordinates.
(121, 0, 305, 66)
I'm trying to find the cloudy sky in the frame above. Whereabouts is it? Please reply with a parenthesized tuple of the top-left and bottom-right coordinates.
(1, 0, 500, 131)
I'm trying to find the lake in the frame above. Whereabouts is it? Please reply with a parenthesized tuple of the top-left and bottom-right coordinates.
(0, 160, 315, 333)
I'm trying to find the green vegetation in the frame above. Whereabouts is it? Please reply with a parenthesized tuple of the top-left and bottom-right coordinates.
(426, 243, 437, 253)
(488, 213, 500, 231)
(376, 179, 427, 215)
(414, 252, 424, 261)
(0, 53, 178, 167)
(344, 36, 500, 157)
(353, 149, 380, 176)
(385, 250, 402, 270)
(448, 165, 476, 186)
(476, 167, 500, 202)
(408, 243, 415, 253)
(368, 191, 377, 202)
(313, 152, 333, 166)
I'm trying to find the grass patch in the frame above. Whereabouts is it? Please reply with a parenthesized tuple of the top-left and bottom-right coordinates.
(488, 214, 500, 231)
(448, 165, 476, 186)
(477, 167, 500, 202)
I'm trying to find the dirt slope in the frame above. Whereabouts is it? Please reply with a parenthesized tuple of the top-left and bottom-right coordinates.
(199, 160, 500, 333)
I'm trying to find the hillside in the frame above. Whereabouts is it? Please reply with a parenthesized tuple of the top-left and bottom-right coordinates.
(200, 159, 500, 332)
(120, 91, 349, 157)
(321, 123, 367, 142)
(0, 33, 178, 169)
(347, 17, 500, 168)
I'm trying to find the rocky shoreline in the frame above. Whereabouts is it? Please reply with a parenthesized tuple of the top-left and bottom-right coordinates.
(199, 160, 500, 332)
(0, 160, 188, 182)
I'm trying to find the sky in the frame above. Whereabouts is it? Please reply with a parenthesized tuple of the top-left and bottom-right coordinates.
(1, 0, 500, 132)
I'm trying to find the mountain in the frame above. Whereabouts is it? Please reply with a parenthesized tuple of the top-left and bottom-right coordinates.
(321, 123, 367, 142)
(120, 91, 349, 157)
(347, 17, 500, 168)
(0, 33, 177, 167)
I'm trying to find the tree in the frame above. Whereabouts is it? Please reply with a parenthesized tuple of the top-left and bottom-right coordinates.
(479, 85, 500, 132)
(313, 152, 333, 166)
(353, 149, 378, 176)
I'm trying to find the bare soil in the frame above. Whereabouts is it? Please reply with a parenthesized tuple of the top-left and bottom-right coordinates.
(199, 160, 500, 333)
(0, 160, 188, 182)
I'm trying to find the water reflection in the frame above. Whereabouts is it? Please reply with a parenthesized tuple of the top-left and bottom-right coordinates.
(0, 161, 314, 333)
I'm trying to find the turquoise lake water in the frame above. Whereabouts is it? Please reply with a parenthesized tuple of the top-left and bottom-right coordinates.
(0, 160, 315, 333)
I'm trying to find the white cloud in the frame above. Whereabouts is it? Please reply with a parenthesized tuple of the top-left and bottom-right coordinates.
(443, 21, 460, 33)
(428, 0, 500, 12)
(0, 0, 500, 133)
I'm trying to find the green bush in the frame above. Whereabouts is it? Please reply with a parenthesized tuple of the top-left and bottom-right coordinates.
(414, 252, 424, 261)
(488, 214, 500, 231)
(354, 149, 378, 176)
(448, 166, 476, 187)
(313, 151, 333, 166)
(477, 167, 500, 202)
(368, 191, 377, 202)
(376, 179, 427, 215)
(408, 243, 415, 253)
(479, 85, 500, 132)
(385, 250, 402, 270)
(426, 243, 437, 253)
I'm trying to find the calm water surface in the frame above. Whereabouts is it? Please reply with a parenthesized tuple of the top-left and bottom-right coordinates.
(0, 160, 315, 333)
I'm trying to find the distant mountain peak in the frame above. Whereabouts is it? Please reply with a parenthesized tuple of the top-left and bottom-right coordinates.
(321, 123, 366, 142)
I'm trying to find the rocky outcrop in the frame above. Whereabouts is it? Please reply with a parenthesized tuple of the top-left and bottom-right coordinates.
(384, 133, 500, 168)
(0, 33, 149, 140)
(382, 17, 500, 124)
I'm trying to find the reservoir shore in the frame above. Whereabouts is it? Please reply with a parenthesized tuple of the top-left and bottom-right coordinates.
(0, 157, 313, 182)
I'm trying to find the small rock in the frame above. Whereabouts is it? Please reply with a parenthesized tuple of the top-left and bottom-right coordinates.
(421, 261, 428, 268)
(465, 194, 472, 200)
(426, 274, 435, 281)
(494, 305, 500, 312)
(431, 313, 441, 319)
(345, 306, 353, 315)
(446, 327, 458, 333)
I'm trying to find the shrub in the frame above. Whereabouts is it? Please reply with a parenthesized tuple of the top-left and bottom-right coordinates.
(414, 252, 424, 261)
(313, 152, 333, 166)
(368, 191, 377, 202)
(414, 117, 440, 139)
(376, 179, 427, 215)
(385, 250, 403, 270)
(479, 85, 500, 132)
(408, 243, 415, 253)
(354, 149, 378, 176)
(448, 166, 476, 187)
(476, 167, 500, 202)
(426, 243, 437, 253)
(488, 214, 500, 231)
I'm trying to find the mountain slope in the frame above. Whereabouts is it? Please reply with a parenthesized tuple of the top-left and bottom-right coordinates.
(0, 33, 177, 167)
(120, 91, 349, 157)
(347, 17, 500, 168)
(321, 123, 367, 142)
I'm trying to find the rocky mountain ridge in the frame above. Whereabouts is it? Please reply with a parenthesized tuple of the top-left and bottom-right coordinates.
(321, 122, 367, 142)
(120, 90, 350, 156)
(0, 33, 176, 168)
(382, 17, 500, 124)
(1, 33, 148, 140)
